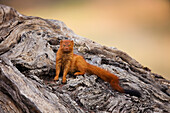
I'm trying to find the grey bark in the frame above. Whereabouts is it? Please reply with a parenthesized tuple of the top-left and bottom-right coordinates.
(0, 4, 169, 113)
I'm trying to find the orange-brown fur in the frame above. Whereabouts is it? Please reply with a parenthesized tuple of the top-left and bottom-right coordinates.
(53, 40, 124, 93)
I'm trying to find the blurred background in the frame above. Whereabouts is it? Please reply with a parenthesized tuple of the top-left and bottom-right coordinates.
(0, 0, 170, 80)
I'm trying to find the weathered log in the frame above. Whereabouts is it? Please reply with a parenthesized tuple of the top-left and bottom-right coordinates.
(0, 4, 169, 113)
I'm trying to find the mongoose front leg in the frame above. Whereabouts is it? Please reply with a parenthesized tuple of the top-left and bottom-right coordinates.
(62, 61, 71, 84)
(54, 58, 61, 81)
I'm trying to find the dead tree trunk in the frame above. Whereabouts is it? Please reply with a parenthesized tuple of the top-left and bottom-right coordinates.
(0, 4, 169, 113)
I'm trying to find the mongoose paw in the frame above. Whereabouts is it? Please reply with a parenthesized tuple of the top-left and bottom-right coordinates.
(53, 76, 59, 81)
(74, 72, 85, 76)
(62, 80, 67, 84)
